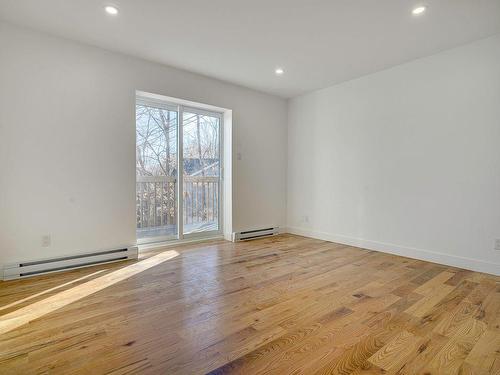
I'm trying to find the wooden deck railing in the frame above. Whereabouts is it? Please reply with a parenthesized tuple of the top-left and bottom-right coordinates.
(183, 176, 219, 226)
(136, 175, 219, 229)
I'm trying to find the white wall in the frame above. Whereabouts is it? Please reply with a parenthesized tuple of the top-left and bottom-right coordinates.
(0, 22, 287, 264)
(288, 34, 500, 275)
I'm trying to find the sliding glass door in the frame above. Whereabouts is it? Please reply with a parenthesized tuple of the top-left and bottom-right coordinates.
(135, 99, 178, 241)
(182, 109, 221, 236)
(136, 97, 222, 243)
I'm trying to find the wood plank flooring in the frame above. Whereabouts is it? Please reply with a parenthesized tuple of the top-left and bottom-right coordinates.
(0, 234, 499, 374)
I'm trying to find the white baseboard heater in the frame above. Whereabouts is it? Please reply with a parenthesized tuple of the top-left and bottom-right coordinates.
(232, 227, 280, 242)
(2, 246, 139, 281)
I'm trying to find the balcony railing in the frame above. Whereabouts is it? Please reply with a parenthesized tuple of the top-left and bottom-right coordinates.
(136, 176, 177, 230)
(136, 175, 219, 236)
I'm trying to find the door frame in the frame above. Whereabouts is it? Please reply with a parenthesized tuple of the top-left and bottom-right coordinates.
(136, 95, 224, 244)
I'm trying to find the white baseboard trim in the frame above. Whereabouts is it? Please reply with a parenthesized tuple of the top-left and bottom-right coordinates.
(286, 226, 500, 276)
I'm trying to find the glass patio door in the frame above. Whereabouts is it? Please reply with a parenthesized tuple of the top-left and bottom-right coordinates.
(181, 109, 221, 237)
(136, 97, 222, 243)
(136, 99, 178, 242)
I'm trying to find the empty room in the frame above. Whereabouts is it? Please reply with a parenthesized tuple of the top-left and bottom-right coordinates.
(0, 1, 499, 374)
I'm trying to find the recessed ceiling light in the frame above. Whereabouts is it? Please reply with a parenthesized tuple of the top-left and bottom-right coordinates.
(105, 5, 119, 15)
(275, 68, 284, 75)
(412, 6, 426, 15)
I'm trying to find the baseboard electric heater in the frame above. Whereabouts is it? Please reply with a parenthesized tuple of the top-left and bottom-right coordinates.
(232, 227, 280, 242)
(2, 246, 139, 281)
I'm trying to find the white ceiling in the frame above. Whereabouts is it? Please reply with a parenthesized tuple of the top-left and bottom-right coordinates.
(1, 0, 500, 98)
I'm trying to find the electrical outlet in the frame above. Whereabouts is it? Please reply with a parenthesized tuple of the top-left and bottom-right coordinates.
(42, 234, 51, 247)
(302, 215, 309, 223)
(495, 239, 500, 251)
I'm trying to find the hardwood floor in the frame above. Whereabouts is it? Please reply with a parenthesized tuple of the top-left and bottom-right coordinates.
(0, 234, 499, 374)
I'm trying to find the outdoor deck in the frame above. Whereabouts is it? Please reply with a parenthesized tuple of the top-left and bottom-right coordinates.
(136, 221, 218, 239)
(136, 175, 219, 240)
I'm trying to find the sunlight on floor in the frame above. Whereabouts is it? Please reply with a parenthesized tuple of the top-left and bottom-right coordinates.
(0, 270, 106, 312)
(0, 250, 179, 335)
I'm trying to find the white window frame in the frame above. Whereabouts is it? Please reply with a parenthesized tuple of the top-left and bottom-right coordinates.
(136, 95, 224, 244)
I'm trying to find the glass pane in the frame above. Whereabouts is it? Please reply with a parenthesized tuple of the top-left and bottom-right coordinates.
(136, 103, 178, 240)
(182, 111, 220, 235)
